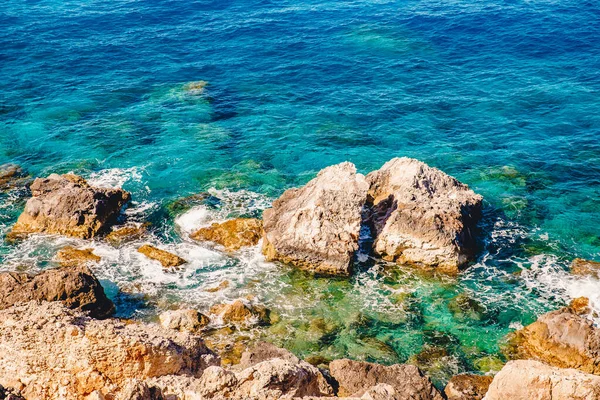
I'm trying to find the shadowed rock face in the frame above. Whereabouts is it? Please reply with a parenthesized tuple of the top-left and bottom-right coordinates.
(0, 265, 114, 319)
(262, 162, 369, 275)
(444, 374, 492, 400)
(365, 158, 482, 273)
(9, 174, 130, 239)
(485, 360, 600, 400)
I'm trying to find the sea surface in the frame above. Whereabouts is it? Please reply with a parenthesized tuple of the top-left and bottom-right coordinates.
(1, 0, 600, 386)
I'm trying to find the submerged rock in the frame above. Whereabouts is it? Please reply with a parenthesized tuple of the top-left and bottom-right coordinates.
(159, 309, 210, 333)
(443, 374, 492, 400)
(0, 164, 28, 192)
(191, 218, 262, 251)
(138, 244, 187, 268)
(9, 174, 130, 239)
(485, 360, 600, 400)
(55, 246, 101, 267)
(571, 258, 600, 278)
(0, 301, 219, 399)
(205, 280, 230, 293)
(365, 158, 482, 273)
(262, 162, 369, 275)
(0, 265, 114, 319)
(106, 224, 148, 247)
(329, 359, 444, 399)
(209, 299, 271, 327)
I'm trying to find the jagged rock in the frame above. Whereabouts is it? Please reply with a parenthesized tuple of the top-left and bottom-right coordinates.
(238, 342, 300, 369)
(0, 164, 28, 192)
(0, 301, 219, 400)
(209, 299, 270, 326)
(571, 258, 600, 278)
(506, 307, 600, 374)
(9, 174, 130, 239)
(106, 224, 147, 247)
(205, 280, 230, 293)
(570, 297, 592, 315)
(191, 218, 263, 251)
(484, 360, 600, 400)
(0, 384, 25, 400)
(0, 265, 114, 319)
(138, 244, 187, 268)
(55, 246, 101, 267)
(365, 158, 482, 273)
(159, 309, 210, 332)
(444, 374, 492, 400)
(262, 162, 369, 275)
(360, 383, 404, 400)
(329, 359, 443, 399)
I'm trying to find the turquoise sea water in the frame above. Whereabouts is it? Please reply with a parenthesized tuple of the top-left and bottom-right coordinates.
(1, 0, 600, 386)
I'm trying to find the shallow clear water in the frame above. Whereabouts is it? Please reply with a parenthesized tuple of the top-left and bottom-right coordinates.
(1, 0, 600, 386)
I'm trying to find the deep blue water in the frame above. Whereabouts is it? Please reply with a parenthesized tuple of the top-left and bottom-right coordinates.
(1, 0, 600, 384)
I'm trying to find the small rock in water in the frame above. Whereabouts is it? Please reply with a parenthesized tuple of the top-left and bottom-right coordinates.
(209, 299, 271, 327)
(570, 296, 592, 315)
(183, 80, 208, 94)
(205, 280, 230, 293)
(191, 218, 262, 251)
(570, 258, 600, 278)
(106, 224, 148, 247)
(138, 244, 187, 268)
(444, 374, 493, 400)
(159, 309, 210, 332)
(0, 164, 28, 192)
(55, 246, 101, 267)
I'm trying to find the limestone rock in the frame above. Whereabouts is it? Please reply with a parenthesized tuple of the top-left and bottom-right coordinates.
(0, 164, 28, 192)
(329, 359, 443, 399)
(506, 307, 600, 374)
(55, 246, 101, 267)
(365, 158, 482, 273)
(238, 342, 300, 369)
(0, 265, 114, 319)
(444, 374, 492, 400)
(484, 360, 600, 400)
(138, 244, 187, 268)
(0, 384, 25, 400)
(106, 224, 147, 247)
(570, 297, 592, 316)
(209, 299, 270, 327)
(191, 218, 263, 251)
(9, 174, 130, 239)
(159, 309, 210, 332)
(262, 162, 369, 275)
(0, 301, 219, 400)
(360, 383, 404, 400)
(571, 258, 600, 278)
(205, 280, 230, 293)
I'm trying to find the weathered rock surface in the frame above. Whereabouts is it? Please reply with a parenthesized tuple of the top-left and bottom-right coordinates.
(329, 359, 444, 399)
(506, 307, 600, 374)
(571, 258, 600, 278)
(191, 218, 263, 251)
(0, 384, 25, 400)
(0, 164, 28, 192)
(106, 224, 147, 247)
(262, 162, 369, 275)
(9, 173, 130, 239)
(238, 342, 300, 369)
(365, 158, 482, 273)
(444, 374, 492, 400)
(570, 296, 592, 316)
(138, 244, 187, 268)
(55, 246, 101, 267)
(209, 299, 271, 326)
(0, 265, 114, 318)
(484, 360, 600, 400)
(159, 309, 210, 332)
(0, 301, 218, 400)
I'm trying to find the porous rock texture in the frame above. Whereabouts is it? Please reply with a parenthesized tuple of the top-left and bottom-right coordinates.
(571, 258, 600, 278)
(55, 246, 101, 267)
(0, 265, 114, 319)
(9, 173, 130, 239)
(484, 360, 600, 400)
(365, 158, 482, 273)
(0, 301, 219, 400)
(444, 374, 492, 400)
(138, 244, 187, 268)
(191, 218, 263, 251)
(159, 309, 210, 333)
(262, 162, 369, 275)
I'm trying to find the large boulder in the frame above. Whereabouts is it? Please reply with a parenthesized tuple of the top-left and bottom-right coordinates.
(159, 309, 210, 333)
(262, 162, 369, 275)
(506, 307, 600, 374)
(9, 174, 130, 239)
(484, 360, 600, 400)
(0, 265, 114, 319)
(365, 158, 482, 273)
(0, 301, 219, 400)
(238, 342, 300, 369)
(191, 218, 263, 251)
(329, 359, 444, 399)
(444, 374, 492, 400)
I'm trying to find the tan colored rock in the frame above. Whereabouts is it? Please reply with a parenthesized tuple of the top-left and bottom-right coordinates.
(329, 359, 444, 399)
(444, 374, 492, 400)
(571, 258, 600, 278)
(0, 301, 218, 400)
(159, 309, 210, 332)
(570, 297, 591, 315)
(9, 173, 130, 239)
(0, 164, 28, 192)
(506, 307, 600, 374)
(365, 158, 482, 273)
(0, 265, 114, 319)
(138, 244, 187, 268)
(484, 360, 600, 400)
(106, 224, 147, 247)
(205, 280, 230, 293)
(238, 342, 299, 369)
(262, 162, 369, 275)
(360, 383, 404, 400)
(209, 299, 270, 326)
(184, 80, 208, 94)
(191, 218, 262, 251)
(55, 246, 101, 267)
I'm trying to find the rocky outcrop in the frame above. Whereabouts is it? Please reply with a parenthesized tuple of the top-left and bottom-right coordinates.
(329, 359, 444, 399)
(506, 307, 600, 374)
(209, 299, 271, 327)
(262, 162, 369, 275)
(444, 374, 492, 400)
(570, 296, 592, 315)
(191, 218, 263, 251)
(0, 265, 114, 319)
(484, 360, 600, 400)
(365, 158, 482, 273)
(238, 342, 300, 369)
(55, 246, 101, 267)
(0, 164, 28, 192)
(0, 301, 218, 400)
(9, 174, 130, 239)
(571, 258, 600, 278)
(159, 309, 210, 333)
(106, 224, 148, 247)
(138, 244, 187, 268)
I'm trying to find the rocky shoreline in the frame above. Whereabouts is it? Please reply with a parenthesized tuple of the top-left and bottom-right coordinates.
(1, 158, 599, 399)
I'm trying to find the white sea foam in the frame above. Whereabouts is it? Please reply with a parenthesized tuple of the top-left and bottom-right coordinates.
(87, 167, 144, 189)
(175, 206, 213, 234)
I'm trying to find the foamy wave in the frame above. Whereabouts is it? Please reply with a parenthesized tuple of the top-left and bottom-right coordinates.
(87, 167, 144, 189)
